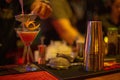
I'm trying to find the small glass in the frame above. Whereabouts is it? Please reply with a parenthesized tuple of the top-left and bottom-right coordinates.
(38, 44, 46, 64)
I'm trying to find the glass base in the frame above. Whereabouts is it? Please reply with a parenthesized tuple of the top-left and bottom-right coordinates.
(13, 64, 41, 73)
(22, 46, 34, 64)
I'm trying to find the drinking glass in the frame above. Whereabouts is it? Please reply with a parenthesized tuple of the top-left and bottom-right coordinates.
(14, 14, 40, 72)
(15, 28, 39, 64)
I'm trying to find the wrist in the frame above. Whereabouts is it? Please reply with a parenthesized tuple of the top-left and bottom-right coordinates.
(40, 0, 50, 4)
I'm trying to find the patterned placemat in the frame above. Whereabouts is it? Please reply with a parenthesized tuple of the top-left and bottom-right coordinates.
(0, 71, 58, 80)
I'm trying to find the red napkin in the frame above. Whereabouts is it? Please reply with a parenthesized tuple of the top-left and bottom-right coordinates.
(104, 62, 120, 71)
(0, 71, 58, 80)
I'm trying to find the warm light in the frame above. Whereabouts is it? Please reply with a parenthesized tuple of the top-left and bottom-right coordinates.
(104, 36, 108, 43)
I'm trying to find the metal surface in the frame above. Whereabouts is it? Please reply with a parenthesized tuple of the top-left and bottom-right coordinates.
(15, 14, 37, 22)
(84, 21, 104, 72)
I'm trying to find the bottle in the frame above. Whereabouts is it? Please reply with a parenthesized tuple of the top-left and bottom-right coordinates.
(38, 37, 46, 64)
(107, 28, 118, 55)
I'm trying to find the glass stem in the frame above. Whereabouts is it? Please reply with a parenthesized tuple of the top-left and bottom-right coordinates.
(23, 46, 27, 64)
(27, 45, 31, 65)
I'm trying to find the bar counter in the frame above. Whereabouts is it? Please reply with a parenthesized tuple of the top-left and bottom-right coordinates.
(0, 62, 120, 80)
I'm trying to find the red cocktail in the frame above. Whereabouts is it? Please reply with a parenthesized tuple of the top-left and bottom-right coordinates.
(17, 31, 39, 46)
(15, 28, 40, 65)
(14, 0, 40, 72)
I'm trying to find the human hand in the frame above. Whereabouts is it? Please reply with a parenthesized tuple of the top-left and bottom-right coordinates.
(31, 0, 52, 19)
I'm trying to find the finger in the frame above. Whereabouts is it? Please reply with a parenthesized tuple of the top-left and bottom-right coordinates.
(31, 4, 42, 15)
(45, 5, 52, 16)
(39, 5, 52, 19)
(39, 3, 46, 16)
(43, 7, 52, 19)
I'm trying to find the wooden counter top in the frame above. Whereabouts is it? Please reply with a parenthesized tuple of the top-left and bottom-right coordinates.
(86, 72, 120, 80)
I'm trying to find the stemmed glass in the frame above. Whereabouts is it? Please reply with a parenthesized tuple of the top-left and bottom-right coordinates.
(13, 0, 40, 72)
(14, 14, 40, 72)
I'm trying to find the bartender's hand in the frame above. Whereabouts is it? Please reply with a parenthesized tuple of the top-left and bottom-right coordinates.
(31, 0, 52, 19)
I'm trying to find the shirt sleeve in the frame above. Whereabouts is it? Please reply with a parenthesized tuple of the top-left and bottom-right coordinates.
(50, 0, 73, 19)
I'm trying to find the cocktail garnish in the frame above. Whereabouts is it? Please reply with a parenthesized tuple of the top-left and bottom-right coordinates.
(24, 19, 40, 31)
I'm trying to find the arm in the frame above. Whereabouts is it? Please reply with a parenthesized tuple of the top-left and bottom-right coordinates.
(52, 19, 85, 45)
(50, 0, 85, 45)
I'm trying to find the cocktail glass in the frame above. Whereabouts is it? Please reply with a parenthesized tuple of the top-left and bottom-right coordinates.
(15, 27, 40, 72)
(15, 28, 39, 63)
(14, 14, 40, 72)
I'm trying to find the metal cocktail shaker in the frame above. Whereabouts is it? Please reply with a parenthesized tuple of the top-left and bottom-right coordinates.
(84, 21, 104, 72)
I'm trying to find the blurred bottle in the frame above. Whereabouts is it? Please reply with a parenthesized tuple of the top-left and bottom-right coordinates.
(103, 36, 108, 55)
(107, 28, 118, 56)
(38, 37, 46, 64)
(76, 40, 84, 58)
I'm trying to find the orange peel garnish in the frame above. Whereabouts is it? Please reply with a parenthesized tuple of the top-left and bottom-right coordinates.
(24, 19, 40, 30)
